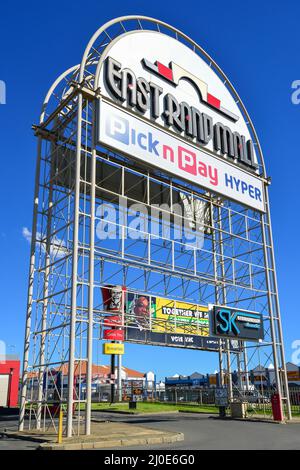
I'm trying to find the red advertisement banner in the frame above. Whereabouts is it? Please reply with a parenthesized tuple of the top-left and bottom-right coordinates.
(103, 315, 123, 327)
(103, 329, 124, 341)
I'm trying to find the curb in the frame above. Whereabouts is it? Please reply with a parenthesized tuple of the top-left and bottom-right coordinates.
(0, 429, 184, 449)
(178, 410, 218, 415)
(92, 410, 179, 416)
(209, 415, 286, 425)
(93, 410, 136, 415)
(38, 432, 184, 450)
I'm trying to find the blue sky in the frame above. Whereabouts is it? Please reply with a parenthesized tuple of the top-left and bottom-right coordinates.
(0, 1, 299, 380)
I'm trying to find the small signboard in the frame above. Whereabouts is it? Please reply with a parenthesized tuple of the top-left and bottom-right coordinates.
(215, 388, 228, 407)
(103, 343, 125, 355)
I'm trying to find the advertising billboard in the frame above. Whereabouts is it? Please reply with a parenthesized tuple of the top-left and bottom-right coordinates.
(100, 287, 239, 352)
(96, 30, 265, 212)
(211, 305, 264, 341)
(152, 297, 209, 336)
(125, 292, 209, 335)
(97, 99, 264, 211)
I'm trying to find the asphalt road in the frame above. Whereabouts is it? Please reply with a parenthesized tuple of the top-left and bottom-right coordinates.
(92, 411, 300, 450)
(0, 413, 37, 450)
(1, 411, 300, 450)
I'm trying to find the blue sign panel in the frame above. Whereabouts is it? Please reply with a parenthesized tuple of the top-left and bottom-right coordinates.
(212, 306, 264, 341)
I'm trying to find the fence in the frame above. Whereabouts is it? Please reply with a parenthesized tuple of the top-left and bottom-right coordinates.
(23, 381, 300, 418)
(156, 386, 300, 418)
(158, 388, 216, 405)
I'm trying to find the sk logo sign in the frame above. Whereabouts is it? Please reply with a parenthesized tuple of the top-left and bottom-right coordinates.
(216, 308, 240, 336)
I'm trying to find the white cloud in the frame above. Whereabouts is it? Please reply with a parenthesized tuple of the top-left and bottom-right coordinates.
(22, 226, 68, 259)
(50, 235, 69, 258)
(22, 226, 32, 243)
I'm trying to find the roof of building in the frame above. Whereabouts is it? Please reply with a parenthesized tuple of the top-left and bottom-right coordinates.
(124, 367, 145, 378)
(166, 372, 205, 380)
(190, 372, 205, 379)
(27, 363, 145, 379)
(286, 362, 300, 371)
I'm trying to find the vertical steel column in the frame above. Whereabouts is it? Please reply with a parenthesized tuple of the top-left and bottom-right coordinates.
(218, 205, 233, 401)
(210, 199, 224, 386)
(243, 346, 250, 390)
(19, 136, 42, 431)
(263, 187, 292, 419)
(117, 354, 122, 402)
(111, 354, 115, 403)
(66, 91, 83, 438)
(37, 168, 54, 429)
(86, 101, 96, 435)
(236, 349, 243, 390)
(261, 208, 282, 400)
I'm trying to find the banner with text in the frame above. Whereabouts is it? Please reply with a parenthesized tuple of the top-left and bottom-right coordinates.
(97, 99, 265, 212)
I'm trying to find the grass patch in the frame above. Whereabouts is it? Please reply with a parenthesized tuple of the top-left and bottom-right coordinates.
(89, 401, 219, 414)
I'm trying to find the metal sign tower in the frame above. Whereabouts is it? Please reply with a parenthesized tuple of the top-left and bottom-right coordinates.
(19, 16, 291, 437)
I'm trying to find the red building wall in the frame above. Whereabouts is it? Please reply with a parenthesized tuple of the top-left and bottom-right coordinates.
(0, 360, 20, 407)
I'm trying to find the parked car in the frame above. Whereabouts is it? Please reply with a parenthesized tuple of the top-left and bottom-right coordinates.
(243, 390, 270, 404)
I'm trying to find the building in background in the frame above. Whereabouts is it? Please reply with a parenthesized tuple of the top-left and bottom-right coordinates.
(165, 363, 300, 392)
(27, 363, 148, 402)
(0, 355, 20, 408)
(286, 362, 300, 387)
(165, 372, 209, 389)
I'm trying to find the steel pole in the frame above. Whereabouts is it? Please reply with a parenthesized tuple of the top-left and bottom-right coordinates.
(117, 354, 122, 402)
(263, 186, 292, 419)
(243, 346, 250, 390)
(111, 354, 115, 404)
(37, 159, 54, 429)
(66, 91, 83, 437)
(19, 136, 42, 431)
(85, 103, 96, 435)
(210, 199, 224, 387)
(218, 205, 233, 401)
(261, 210, 282, 395)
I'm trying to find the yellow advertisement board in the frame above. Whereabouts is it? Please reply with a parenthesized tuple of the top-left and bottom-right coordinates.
(103, 343, 125, 355)
(152, 298, 209, 336)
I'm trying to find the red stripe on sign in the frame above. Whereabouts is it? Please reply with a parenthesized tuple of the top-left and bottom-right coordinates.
(104, 315, 122, 326)
(157, 62, 173, 81)
(103, 329, 124, 341)
(207, 93, 221, 109)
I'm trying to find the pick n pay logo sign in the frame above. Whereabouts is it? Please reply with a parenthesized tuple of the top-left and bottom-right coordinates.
(106, 115, 160, 156)
(98, 99, 265, 212)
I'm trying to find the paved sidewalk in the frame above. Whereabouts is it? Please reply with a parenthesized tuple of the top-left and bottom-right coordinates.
(2, 421, 184, 450)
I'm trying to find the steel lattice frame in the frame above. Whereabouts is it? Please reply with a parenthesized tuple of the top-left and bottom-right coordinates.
(19, 16, 291, 436)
